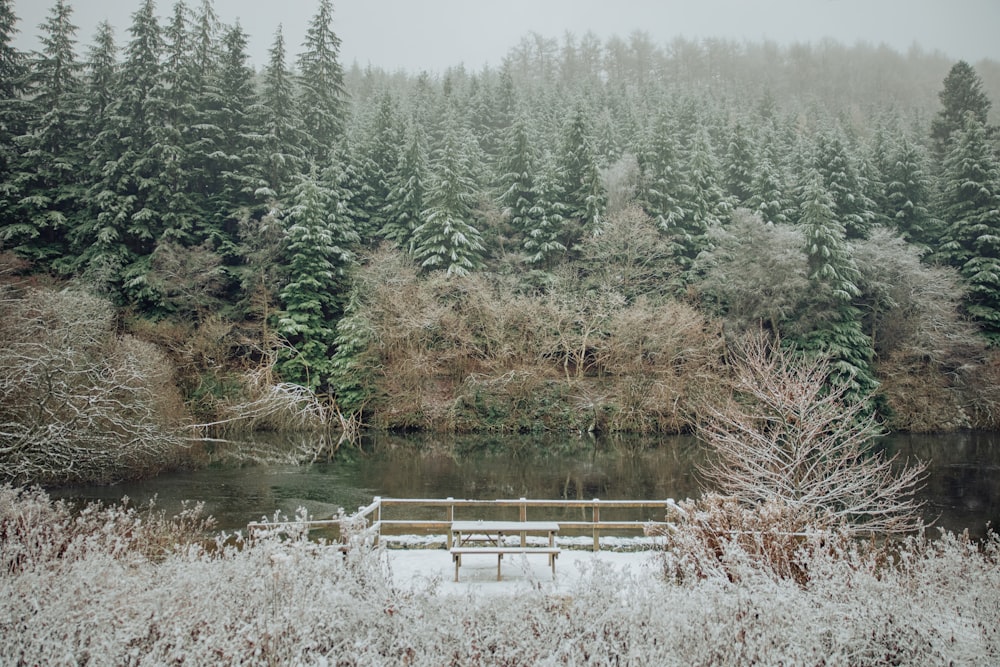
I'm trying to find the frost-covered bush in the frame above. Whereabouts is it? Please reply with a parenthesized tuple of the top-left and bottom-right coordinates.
(0, 286, 187, 484)
(2, 486, 998, 665)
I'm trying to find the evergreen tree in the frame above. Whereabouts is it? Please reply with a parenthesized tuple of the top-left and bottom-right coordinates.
(638, 112, 685, 232)
(523, 155, 567, 266)
(2, 0, 82, 270)
(412, 118, 486, 276)
(723, 120, 756, 205)
(380, 123, 426, 250)
(931, 60, 992, 158)
(155, 0, 200, 244)
(81, 21, 117, 135)
(557, 104, 604, 242)
(255, 25, 306, 200)
(181, 0, 226, 241)
(210, 21, 259, 233)
(747, 139, 793, 225)
(496, 109, 536, 236)
(884, 136, 937, 251)
(671, 124, 728, 269)
(798, 172, 877, 402)
(276, 167, 359, 391)
(0, 0, 21, 98)
(357, 91, 402, 243)
(74, 0, 168, 305)
(939, 114, 1000, 341)
(0, 0, 27, 213)
(297, 0, 346, 166)
(813, 130, 874, 239)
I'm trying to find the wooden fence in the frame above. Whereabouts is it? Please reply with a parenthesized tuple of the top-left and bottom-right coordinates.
(249, 496, 674, 552)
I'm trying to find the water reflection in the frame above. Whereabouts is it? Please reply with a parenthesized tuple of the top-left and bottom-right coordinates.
(48, 431, 997, 537)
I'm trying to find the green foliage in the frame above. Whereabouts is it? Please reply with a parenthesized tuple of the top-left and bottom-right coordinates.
(276, 168, 359, 391)
(931, 60, 992, 157)
(297, 0, 346, 166)
(412, 117, 486, 276)
(939, 114, 1000, 342)
(884, 136, 938, 251)
(798, 173, 877, 402)
(557, 105, 604, 241)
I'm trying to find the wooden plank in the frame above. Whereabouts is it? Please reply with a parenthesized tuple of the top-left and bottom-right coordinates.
(451, 520, 559, 532)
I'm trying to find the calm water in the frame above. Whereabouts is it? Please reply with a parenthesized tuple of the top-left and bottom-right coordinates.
(48, 431, 999, 538)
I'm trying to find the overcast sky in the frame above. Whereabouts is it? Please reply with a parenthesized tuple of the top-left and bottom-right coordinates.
(10, 0, 1000, 73)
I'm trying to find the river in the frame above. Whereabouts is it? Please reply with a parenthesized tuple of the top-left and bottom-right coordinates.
(48, 431, 999, 538)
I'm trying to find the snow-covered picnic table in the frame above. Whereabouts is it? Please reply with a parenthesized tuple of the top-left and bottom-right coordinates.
(449, 520, 561, 581)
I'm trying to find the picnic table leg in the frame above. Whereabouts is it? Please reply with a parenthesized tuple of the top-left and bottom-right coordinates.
(497, 553, 502, 581)
(454, 553, 460, 582)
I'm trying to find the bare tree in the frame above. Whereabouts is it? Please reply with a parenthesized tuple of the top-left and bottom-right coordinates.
(694, 333, 926, 536)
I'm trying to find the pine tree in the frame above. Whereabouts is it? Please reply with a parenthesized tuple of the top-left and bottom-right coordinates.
(255, 25, 306, 201)
(747, 139, 793, 225)
(813, 130, 874, 239)
(211, 21, 259, 233)
(931, 60, 992, 158)
(380, 124, 426, 250)
(723, 120, 756, 205)
(1, 0, 83, 270)
(0, 0, 27, 206)
(297, 0, 346, 166)
(558, 104, 604, 243)
(496, 110, 536, 236)
(155, 0, 200, 244)
(74, 0, 168, 305)
(81, 21, 117, 135)
(671, 124, 728, 269)
(638, 112, 685, 232)
(884, 136, 937, 251)
(798, 172, 877, 402)
(939, 114, 1000, 341)
(357, 91, 403, 243)
(523, 155, 567, 266)
(412, 118, 486, 276)
(276, 167, 359, 391)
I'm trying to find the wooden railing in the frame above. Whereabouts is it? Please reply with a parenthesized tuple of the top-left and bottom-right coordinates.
(249, 496, 671, 552)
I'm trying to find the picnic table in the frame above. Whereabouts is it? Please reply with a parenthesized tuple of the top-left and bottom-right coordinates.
(450, 520, 561, 581)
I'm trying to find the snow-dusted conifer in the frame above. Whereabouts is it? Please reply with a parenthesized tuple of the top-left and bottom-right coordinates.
(798, 171, 877, 401)
(276, 167, 359, 391)
(381, 124, 426, 250)
(939, 114, 1000, 342)
(254, 25, 306, 201)
(297, 0, 346, 166)
(2, 0, 82, 270)
(412, 117, 486, 276)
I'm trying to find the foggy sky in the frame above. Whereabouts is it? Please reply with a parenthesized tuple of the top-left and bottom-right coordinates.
(10, 0, 1000, 73)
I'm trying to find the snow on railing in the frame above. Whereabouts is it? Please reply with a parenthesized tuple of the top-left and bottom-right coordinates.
(250, 496, 673, 552)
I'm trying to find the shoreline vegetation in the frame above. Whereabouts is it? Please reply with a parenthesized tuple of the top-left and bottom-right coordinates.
(2, 3, 1000, 480)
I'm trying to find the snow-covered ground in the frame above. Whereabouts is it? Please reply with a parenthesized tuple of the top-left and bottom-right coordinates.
(385, 544, 658, 595)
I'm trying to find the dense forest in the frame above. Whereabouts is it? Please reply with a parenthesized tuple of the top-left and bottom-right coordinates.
(4, 0, 1000, 480)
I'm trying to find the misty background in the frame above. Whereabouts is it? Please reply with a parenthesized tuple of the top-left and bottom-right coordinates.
(10, 0, 1000, 73)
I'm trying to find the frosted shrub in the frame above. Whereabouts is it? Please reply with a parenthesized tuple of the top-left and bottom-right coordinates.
(0, 287, 187, 484)
(3, 486, 998, 665)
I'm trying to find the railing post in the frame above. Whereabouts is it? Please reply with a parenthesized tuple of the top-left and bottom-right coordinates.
(592, 498, 600, 552)
(374, 496, 382, 547)
(519, 498, 527, 546)
(446, 497, 454, 549)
